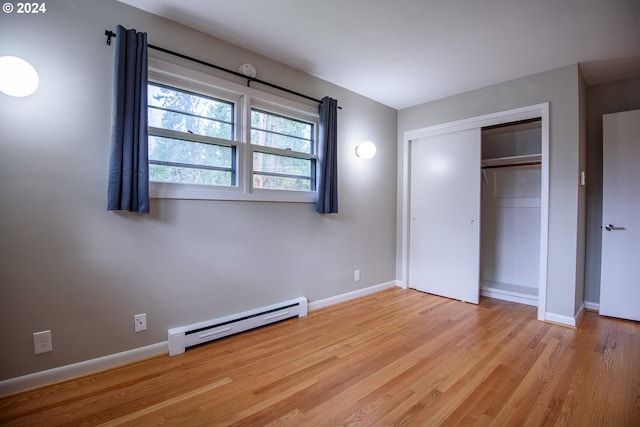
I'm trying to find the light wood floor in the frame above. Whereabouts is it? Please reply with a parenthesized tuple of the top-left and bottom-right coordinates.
(1, 288, 639, 426)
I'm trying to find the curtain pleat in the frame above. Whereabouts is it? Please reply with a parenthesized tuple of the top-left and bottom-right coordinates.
(316, 97, 339, 213)
(107, 25, 149, 213)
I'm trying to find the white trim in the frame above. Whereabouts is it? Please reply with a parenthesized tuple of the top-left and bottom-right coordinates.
(545, 312, 577, 327)
(545, 303, 585, 327)
(0, 342, 168, 397)
(308, 281, 401, 311)
(480, 288, 538, 307)
(575, 304, 586, 326)
(403, 104, 548, 140)
(150, 181, 317, 203)
(584, 301, 600, 311)
(400, 103, 550, 321)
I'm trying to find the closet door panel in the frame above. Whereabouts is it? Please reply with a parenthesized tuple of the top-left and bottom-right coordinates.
(409, 128, 481, 304)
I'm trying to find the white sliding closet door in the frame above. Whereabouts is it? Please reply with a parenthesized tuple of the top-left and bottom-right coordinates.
(409, 128, 481, 303)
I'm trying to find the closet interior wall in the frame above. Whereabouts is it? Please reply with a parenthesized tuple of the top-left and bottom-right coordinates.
(480, 120, 542, 306)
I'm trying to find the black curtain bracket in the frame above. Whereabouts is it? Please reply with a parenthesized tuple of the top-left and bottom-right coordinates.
(105, 30, 116, 46)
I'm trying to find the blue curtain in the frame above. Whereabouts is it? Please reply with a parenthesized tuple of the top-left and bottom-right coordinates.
(316, 97, 339, 213)
(107, 25, 149, 213)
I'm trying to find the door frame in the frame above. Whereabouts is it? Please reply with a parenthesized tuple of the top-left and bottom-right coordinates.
(400, 103, 550, 321)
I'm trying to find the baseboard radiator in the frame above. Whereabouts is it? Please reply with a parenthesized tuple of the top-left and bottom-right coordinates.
(168, 297, 307, 356)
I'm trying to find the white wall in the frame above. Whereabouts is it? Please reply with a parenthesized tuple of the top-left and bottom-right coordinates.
(397, 64, 584, 321)
(0, 0, 398, 381)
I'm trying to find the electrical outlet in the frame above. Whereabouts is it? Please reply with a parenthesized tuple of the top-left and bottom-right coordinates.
(33, 330, 52, 354)
(354, 269, 360, 282)
(134, 313, 147, 332)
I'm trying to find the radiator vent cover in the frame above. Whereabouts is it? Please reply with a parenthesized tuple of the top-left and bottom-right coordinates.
(168, 297, 307, 356)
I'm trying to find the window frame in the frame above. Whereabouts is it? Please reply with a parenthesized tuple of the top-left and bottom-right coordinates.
(147, 57, 319, 203)
(249, 100, 318, 194)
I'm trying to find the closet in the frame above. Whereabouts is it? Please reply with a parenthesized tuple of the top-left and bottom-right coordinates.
(403, 103, 549, 320)
(480, 120, 542, 306)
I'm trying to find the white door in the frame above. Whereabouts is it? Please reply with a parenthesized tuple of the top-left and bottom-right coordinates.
(600, 110, 640, 321)
(409, 128, 481, 303)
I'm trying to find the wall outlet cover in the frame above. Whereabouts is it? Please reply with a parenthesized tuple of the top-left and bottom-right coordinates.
(134, 313, 147, 332)
(33, 330, 52, 354)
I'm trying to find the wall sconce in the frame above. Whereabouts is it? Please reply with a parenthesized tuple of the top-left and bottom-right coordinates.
(0, 56, 40, 97)
(355, 141, 376, 159)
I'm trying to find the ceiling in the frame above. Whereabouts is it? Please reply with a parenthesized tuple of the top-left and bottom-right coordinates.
(119, 0, 639, 110)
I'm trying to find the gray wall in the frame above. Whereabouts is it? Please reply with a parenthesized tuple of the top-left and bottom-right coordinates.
(584, 77, 640, 304)
(576, 70, 588, 313)
(397, 64, 584, 320)
(0, 0, 398, 380)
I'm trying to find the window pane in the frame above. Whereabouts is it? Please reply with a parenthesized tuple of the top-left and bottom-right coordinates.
(148, 83, 233, 139)
(253, 152, 311, 176)
(251, 109, 313, 153)
(149, 109, 233, 139)
(250, 128, 311, 153)
(149, 136, 232, 169)
(150, 164, 233, 186)
(252, 152, 314, 191)
(253, 174, 311, 191)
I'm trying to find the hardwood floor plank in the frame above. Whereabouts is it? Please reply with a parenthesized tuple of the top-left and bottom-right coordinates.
(379, 304, 539, 425)
(1, 288, 638, 427)
(418, 312, 538, 415)
(97, 377, 232, 427)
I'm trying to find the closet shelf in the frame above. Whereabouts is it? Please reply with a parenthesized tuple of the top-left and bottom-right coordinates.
(481, 154, 541, 169)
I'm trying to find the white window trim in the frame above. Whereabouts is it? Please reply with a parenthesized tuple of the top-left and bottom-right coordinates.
(147, 57, 319, 203)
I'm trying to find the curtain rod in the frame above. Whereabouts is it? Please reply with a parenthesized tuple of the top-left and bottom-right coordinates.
(105, 30, 340, 109)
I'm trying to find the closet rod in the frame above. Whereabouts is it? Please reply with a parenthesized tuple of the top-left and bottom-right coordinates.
(104, 30, 341, 109)
(481, 161, 541, 170)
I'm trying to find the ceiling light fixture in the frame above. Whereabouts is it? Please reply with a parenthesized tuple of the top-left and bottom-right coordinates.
(0, 56, 40, 97)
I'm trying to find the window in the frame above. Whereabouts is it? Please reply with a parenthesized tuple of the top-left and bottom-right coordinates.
(251, 109, 315, 191)
(148, 83, 236, 186)
(147, 58, 318, 203)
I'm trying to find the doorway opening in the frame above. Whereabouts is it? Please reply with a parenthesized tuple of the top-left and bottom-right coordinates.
(480, 119, 542, 306)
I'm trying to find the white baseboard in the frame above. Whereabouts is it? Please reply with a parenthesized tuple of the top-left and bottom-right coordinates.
(544, 312, 576, 327)
(308, 281, 401, 311)
(545, 303, 585, 328)
(480, 288, 538, 307)
(1, 281, 402, 396)
(574, 303, 585, 326)
(584, 301, 600, 311)
(0, 342, 168, 397)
